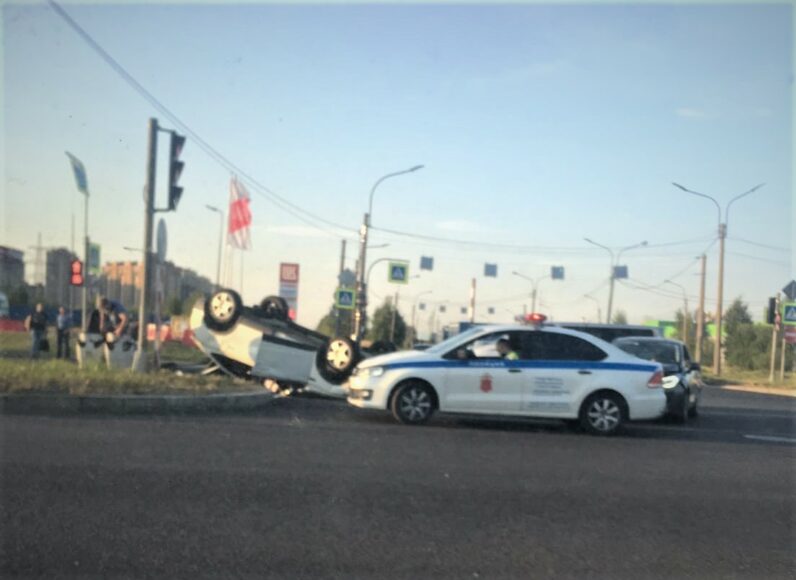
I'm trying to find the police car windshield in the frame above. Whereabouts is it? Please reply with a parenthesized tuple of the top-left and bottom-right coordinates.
(615, 340, 681, 365)
(425, 326, 485, 355)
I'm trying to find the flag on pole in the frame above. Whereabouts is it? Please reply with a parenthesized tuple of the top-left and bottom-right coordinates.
(65, 152, 89, 195)
(227, 176, 252, 249)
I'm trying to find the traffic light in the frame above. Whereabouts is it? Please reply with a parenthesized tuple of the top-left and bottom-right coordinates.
(767, 297, 777, 324)
(70, 259, 84, 286)
(168, 132, 186, 211)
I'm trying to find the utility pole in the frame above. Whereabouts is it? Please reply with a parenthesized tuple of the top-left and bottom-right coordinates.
(335, 239, 346, 336)
(133, 118, 158, 372)
(468, 278, 476, 323)
(673, 182, 764, 376)
(695, 254, 706, 363)
(769, 294, 780, 383)
(389, 289, 399, 343)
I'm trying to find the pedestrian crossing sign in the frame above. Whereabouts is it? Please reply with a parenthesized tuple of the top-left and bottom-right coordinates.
(783, 302, 796, 326)
(336, 288, 356, 310)
(388, 261, 409, 284)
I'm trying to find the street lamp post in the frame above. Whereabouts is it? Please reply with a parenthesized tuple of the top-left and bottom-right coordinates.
(665, 279, 689, 344)
(411, 291, 433, 345)
(354, 165, 424, 341)
(511, 271, 551, 313)
(584, 294, 602, 323)
(205, 205, 224, 289)
(672, 182, 764, 376)
(584, 238, 648, 323)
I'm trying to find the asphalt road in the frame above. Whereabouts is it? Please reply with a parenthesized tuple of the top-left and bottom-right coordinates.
(2, 387, 794, 579)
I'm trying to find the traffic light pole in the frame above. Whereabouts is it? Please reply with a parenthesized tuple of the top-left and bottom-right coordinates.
(133, 118, 158, 372)
(82, 192, 89, 332)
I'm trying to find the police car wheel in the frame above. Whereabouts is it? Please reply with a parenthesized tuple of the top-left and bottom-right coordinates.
(391, 381, 435, 425)
(204, 289, 242, 332)
(580, 392, 625, 436)
(260, 295, 289, 320)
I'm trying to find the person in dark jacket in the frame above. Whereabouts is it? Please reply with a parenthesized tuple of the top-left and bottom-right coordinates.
(24, 303, 48, 359)
(56, 306, 72, 359)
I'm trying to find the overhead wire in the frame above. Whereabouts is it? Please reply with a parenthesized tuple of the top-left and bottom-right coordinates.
(46, 0, 356, 239)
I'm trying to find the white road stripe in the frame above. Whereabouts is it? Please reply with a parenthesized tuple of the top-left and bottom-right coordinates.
(743, 434, 796, 444)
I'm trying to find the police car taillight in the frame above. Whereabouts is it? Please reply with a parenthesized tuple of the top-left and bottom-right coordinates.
(524, 313, 547, 324)
(647, 370, 663, 389)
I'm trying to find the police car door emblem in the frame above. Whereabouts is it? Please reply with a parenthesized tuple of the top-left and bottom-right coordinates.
(480, 373, 493, 393)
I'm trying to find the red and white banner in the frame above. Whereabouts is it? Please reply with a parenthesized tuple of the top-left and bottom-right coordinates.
(227, 176, 252, 249)
(785, 326, 796, 345)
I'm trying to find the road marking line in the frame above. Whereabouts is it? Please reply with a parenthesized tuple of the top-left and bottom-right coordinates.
(721, 386, 796, 398)
(743, 434, 796, 444)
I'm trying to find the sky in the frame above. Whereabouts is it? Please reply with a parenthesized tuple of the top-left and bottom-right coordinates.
(2, 0, 793, 336)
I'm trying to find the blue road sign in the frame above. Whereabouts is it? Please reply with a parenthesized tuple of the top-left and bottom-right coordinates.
(484, 263, 497, 277)
(613, 265, 628, 280)
(420, 256, 434, 271)
(336, 288, 356, 310)
(783, 303, 796, 326)
(388, 261, 409, 284)
(551, 266, 565, 280)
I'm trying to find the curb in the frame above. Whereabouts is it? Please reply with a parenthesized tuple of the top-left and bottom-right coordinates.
(0, 391, 277, 416)
(720, 385, 796, 398)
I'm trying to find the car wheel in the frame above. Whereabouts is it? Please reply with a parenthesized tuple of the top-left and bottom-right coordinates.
(673, 389, 689, 424)
(260, 295, 289, 320)
(315, 337, 359, 384)
(580, 392, 625, 436)
(688, 391, 699, 418)
(204, 289, 243, 332)
(391, 381, 435, 425)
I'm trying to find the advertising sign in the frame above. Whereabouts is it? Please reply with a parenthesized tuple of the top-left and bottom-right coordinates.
(279, 263, 300, 320)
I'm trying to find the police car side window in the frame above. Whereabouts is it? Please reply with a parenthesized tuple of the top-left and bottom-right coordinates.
(520, 332, 548, 360)
(538, 333, 607, 361)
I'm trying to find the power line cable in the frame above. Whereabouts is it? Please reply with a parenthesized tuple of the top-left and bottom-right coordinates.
(46, 0, 356, 238)
(727, 237, 790, 253)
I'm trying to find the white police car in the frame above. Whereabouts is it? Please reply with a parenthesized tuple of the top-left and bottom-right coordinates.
(347, 315, 666, 435)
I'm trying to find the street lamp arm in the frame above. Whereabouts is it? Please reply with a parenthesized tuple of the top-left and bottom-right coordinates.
(673, 182, 721, 225)
(366, 257, 404, 287)
(584, 237, 614, 261)
(726, 183, 764, 227)
(616, 240, 648, 263)
(368, 165, 425, 217)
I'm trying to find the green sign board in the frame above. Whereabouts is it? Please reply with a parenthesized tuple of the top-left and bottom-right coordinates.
(335, 288, 356, 310)
(88, 243, 101, 276)
(388, 261, 409, 284)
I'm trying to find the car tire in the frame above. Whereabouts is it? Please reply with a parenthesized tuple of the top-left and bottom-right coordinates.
(259, 295, 289, 320)
(315, 337, 360, 384)
(688, 392, 699, 418)
(204, 289, 243, 332)
(390, 381, 435, 425)
(579, 392, 626, 436)
(673, 389, 689, 424)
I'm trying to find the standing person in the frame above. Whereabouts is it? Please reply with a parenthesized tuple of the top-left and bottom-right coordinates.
(24, 303, 48, 359)
(56, 306, 72, 359)
(99, 297, 129, 338)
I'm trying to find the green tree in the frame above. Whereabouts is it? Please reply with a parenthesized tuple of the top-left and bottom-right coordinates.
(672, 309, 697, 353)
(166, 295, 183, 316)
(366, 297, 407, 346)
(612, 310, 628, 325)
(724, 297, 752, 336)
(316, 303, 354, 338)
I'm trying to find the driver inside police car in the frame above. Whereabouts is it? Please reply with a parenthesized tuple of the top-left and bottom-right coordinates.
(496, 338, 519, 360)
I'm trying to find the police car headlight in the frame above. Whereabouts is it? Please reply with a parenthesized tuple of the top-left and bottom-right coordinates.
(360, 366, 385, 378)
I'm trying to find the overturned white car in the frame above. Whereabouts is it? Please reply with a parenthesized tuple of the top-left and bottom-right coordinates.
(189, 288, 366, 398)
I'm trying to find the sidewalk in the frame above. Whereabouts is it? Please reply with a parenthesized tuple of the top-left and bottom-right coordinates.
(720, 384, 796, 398)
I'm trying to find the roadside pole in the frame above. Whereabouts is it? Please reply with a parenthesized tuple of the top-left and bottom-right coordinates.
(468, 278, 476, 323)
(133, 118, 158, 372)
(769, 293, 780, 383)
(389, 289, 398, 342)
(695, 254, 706, 363)
(335, 239, 346, 337)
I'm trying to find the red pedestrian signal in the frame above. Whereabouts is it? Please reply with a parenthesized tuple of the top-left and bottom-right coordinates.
(70, 259, 84, 286)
